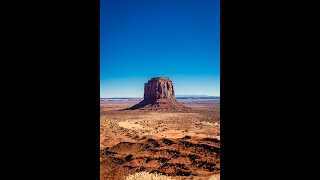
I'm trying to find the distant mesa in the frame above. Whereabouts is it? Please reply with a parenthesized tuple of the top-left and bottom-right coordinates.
(127, 77, 191, 111)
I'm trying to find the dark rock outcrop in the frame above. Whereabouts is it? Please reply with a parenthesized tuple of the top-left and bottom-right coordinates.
(128, 77, 191, 111)
(144, 77, 175, 100)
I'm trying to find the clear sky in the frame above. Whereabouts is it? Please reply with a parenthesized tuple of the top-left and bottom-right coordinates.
(101, 0, 220, 98)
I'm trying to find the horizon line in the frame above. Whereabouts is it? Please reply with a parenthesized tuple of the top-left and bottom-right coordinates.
(100, 95, 220, 98)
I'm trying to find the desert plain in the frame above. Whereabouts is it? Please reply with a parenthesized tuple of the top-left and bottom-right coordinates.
(100, 99, 220, 180)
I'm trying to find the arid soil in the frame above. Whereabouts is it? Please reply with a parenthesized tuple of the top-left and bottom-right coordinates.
(100, 100, 220, 180)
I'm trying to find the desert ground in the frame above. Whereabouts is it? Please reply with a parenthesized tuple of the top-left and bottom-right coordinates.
(100, 99, 220, 180)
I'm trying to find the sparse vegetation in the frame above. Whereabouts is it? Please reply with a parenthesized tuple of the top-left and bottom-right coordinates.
(100, 100, 220, 179)
(125, 172, 172, 180)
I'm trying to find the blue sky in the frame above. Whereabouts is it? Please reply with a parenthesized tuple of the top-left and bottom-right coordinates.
(101, 0, 220, 98)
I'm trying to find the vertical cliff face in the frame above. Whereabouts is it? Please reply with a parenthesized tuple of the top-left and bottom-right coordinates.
(128, 77, 190, 111)
(144, 77, 175, 100)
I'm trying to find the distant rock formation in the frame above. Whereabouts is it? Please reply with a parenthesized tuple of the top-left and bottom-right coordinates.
(144, 77, 175, 100)
(128, 77, 191, 111)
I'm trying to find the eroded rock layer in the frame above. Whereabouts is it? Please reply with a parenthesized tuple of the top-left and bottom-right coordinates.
(128, 77, 190, 111)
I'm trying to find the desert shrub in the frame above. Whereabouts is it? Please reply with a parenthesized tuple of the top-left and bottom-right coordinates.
(208, 173, 220, 180)
(125, 154, 133, 161)
(125, 172, 172, 180)
(133, 135, 140, 140)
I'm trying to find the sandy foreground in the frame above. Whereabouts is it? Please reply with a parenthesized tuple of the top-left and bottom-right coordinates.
(100, 100, 220, 180)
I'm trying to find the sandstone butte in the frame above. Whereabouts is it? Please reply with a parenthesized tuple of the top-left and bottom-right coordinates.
(128, 77, 191, 111)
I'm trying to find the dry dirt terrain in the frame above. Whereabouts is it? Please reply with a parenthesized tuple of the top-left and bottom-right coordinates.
(100, 100, 220, 180)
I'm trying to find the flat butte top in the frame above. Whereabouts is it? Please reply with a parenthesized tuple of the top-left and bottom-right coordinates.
(149, 77, 172, 82)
